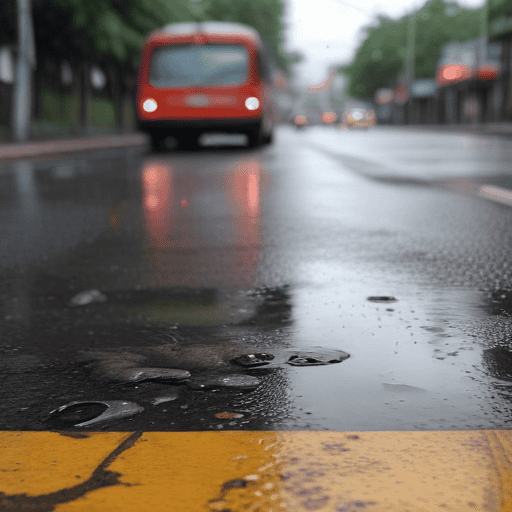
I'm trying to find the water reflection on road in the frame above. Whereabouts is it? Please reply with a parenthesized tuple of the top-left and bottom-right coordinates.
(140, 156, 263, 289)
(1, 128, 512, 431)
(283, 264, 494, 430)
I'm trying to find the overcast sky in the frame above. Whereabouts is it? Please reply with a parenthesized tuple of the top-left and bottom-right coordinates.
(283, 0, 486, 86)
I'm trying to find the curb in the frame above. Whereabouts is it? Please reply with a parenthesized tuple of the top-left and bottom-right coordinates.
(387, 123, 512, 137)
(0, 133, 148, 162)
(2, 430, 511, 511)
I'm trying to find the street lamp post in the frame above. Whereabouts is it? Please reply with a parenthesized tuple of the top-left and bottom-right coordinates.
(12, 0, 36, 142)
(405, 7, 417, 124)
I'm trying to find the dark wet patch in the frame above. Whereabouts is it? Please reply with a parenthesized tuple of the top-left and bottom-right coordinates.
(114, 287, 226, 325)
(382, 383, 426, 392)
(44, 403, 108, 428)
(336, 501, 377, 511)
(92, 364, 190, 384)
(80, 351, 191, 384)
(187, 373, 261, 391)
(286, 348, 350, 367)
(207, 477, 253, 512)
(0, 432, 142, 511)
(215, 412, 244, 419)
(420, 326, 445, 333)
(367, 296, 397, 303)
(231, 353, 275, 367)
(0, 354, 41, 369)
(69, 289, 107, 307)
(485, 290, 512, 316)
(56, 432, 91, 439)
(308, 146, 426, 187)
(322, 443, 350, 452)
(483, 347, 512, 382)
(288, 356, 330, 366)
(222, 479, 247, 490)
(114, 287, 218, 306)
(240, 286, 293, 326)
(151, 389, 180, 405)
(44, 401, 144, 429)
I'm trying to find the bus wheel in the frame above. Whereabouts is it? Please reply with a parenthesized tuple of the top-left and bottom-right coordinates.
(263, 131, 273, 145)
(247, 128, 263, 148)
(150, 133, 163, 152)
(179, 133, 198, 151)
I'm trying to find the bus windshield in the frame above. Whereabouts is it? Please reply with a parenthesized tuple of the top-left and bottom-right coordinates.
(149, 44, 249, 88)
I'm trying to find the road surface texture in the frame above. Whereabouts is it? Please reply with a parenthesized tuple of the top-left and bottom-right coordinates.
(2, 125, 512, 511)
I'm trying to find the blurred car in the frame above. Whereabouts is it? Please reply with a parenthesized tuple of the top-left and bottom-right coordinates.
(293, 114, 308, 128)
(343, 108, 376, 128)
(321, 111, 337, 125)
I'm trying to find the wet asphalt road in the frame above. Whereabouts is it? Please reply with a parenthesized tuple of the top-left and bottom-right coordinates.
(2, 125, 512, 432)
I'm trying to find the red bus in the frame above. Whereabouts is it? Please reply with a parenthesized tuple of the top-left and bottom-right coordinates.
(136, 22, 276, 150)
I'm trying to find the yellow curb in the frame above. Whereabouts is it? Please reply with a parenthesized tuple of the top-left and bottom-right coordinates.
(1, 430, 512, 511)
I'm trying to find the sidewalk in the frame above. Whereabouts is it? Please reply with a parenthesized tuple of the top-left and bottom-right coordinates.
(1, 122, 511, 162)
(400, 122, 512, 137)
(0, 132, 148, 161)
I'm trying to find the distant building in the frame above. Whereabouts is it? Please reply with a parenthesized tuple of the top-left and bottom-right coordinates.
(488, 0, 512, 120)
(435, 38, 502, 123)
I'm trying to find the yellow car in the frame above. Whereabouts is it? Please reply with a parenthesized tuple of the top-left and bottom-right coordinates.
(293, 114, 308, 129)
(343, 108, 376, 128)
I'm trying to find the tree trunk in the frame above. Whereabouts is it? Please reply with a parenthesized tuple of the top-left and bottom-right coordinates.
(79, 61, 91, 133)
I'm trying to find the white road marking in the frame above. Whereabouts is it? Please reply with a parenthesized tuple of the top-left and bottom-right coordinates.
(478, 185, 512, 207)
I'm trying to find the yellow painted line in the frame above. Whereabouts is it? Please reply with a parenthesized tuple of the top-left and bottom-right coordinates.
(1, 430, 512, 511)
(479, 185, 512, 208)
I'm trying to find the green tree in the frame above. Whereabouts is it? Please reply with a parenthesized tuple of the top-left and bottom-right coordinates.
(29, 0, 292, 73)
(33, 0, 195, 66)
(0, 0, 16, 46)
(200, 0, 289, 71)
(341, 0, 483, 101)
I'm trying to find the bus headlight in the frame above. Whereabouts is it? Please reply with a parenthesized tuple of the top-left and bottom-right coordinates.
(143, 98, 158, 113)
(245, 97, 259, 110)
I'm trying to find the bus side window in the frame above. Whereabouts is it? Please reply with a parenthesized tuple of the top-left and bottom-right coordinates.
(257, 51, 271, 82)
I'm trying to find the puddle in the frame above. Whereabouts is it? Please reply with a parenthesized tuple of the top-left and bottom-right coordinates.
(382, 383, 427, 392)
(279, 262, 502, 430)
(44, 401, 144, 428)
(286, 348, 349, 366)
(367, 296, 398, 303)
(240, 286, 293, 326)
(231, 353, 275, 367)
(482, 347, 512, 382)
(69, 289, 107, 307)
(45, 402, 108, 428)
(485, 289, 512, 316)
(187, 374, 261, 391)
(152, 390, 180, 405)
(118, 287, 226, 325)
(81, 352, 191, 384)
(87, 286, 259, 326)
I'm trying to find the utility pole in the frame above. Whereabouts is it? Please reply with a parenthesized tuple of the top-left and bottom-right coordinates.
(405, 7, 417, 124)
(12, 0, 36, 142)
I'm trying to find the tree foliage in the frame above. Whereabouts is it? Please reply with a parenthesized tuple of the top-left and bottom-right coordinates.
(199, 0, 288, 69)
(32, 0, 196, 66)
(0, 0, 289, 73)
(340, 0, 484, 101)
(489, 0, 512, 21)
(0, 0, 16, 46)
